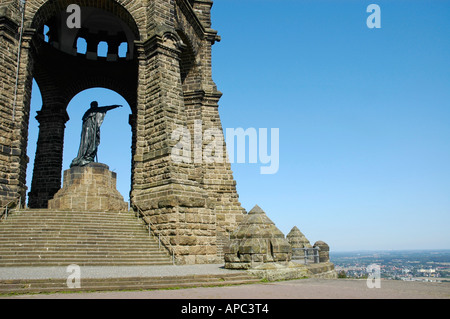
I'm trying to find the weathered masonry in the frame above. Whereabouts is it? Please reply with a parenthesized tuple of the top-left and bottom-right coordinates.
(0, 0, 245, 264)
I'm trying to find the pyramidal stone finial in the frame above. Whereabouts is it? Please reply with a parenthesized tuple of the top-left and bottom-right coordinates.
(248, 205, 264, 214)
(286, 225, 313, 259)
(287, 226, 308, 240)
(224, 205, 292, 269)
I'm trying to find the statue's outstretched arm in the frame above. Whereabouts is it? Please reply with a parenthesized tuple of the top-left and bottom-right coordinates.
(101, 105, 123, 112)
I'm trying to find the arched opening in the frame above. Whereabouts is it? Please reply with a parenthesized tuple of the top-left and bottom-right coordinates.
(43, 25, 49, 43)
(64, 88, 132, 200)
(27, 1, 140, 208)
(76, 37, 87, 54)
(27, 85, 133, 205)
(118, 42, 128, 58)
(33, 3, 139, 61)
(97, 41, 108, 58)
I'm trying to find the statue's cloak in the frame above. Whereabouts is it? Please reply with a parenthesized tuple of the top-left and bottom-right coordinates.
(70, 106, 109, 167)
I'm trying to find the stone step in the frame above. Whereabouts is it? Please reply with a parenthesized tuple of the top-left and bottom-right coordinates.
(8, 209, 134, 215)
(5, 215, 142, 224)
(0, 229, 153, 236)
(0, 224, 148, 232)
(0, 254, 172, 261)
(6, 214, 139, 222)
(2, 222, 147, 229)
(0, 273, 260, 294)
(0, 229, 152, 236)
(0, 240, 162, 248)
(0, 250, 166, 257)
(0, 254, 170, 263)
(0, 240, 167, 251)
(5, 213, 139, 222)
(0, 259, 172, 267)
(0, 229, 158, 239)
(0, 250, 170, 257)
(1, 216, 144, 222)
(0, 238, 156, 245)
(0, 260, 174, 267)
(10, 209, 132, 215)
(0, 240, 163, 247)
(0, 225, 148, 237)
(0, 249, 167, 258)
(6, 212, 138, 219)
(0, 242, 161, 249)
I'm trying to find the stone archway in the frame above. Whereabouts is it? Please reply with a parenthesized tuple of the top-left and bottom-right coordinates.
(27, 1, 139, 208)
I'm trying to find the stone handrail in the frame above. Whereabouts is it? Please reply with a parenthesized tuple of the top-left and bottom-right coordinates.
(0, 198, 21, 221)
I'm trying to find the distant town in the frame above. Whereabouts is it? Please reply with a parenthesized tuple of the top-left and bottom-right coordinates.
(330, 250, 450, 282)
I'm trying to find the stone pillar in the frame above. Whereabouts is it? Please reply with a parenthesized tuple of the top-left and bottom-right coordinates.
(106, 38, 120, 61)
(314, 241, 330, 263)
(85, 33, 99, 60)
(179, 2, 245, 255)
(192, 0, 213, 28)
(28, 107, 69, 208)
(131, 30, 218, 265)
(0, 4, 34, 206)
(183, 90, 246, 257)
(0, 7, 18, 206)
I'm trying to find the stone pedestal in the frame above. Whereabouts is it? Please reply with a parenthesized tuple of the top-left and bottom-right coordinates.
(48, 163, 128, 212)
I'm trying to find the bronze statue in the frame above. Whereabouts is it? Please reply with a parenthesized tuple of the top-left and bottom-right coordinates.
(70, 101, 122, 167)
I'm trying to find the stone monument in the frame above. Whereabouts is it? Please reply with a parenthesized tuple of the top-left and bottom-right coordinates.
(0, 0, 333, 266)
(70, 102, 122, 168)
(47, 100, 127, 212)
(0, 0, 245, 264)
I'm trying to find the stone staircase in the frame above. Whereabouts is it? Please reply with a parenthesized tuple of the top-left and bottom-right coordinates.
(0, 209, 261, 294)
(0, 209, 173, 267)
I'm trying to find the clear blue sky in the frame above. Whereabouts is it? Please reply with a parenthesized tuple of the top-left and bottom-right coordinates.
(27, 0, 450, 252)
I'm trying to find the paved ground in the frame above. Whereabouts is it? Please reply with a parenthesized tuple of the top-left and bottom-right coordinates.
(0, 264, 237, 280)
(0, 264, 449, 299)
(2, 278, 449, 299)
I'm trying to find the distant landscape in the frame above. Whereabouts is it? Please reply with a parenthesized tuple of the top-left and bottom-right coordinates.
(330, 250, 450, 282)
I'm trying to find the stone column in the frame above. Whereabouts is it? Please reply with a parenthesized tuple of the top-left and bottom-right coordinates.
(181, 26, 245, 254)
(192, 0, 213, 28)
(131, 30, 218, 264)
(28, 107, 69, 208)
(85, 33, 99, 60)
(314, 241, 330, 263)
(0, 4, 34, 207)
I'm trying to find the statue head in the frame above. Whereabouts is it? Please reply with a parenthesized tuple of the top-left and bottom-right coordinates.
(90, 101, 99, 108)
